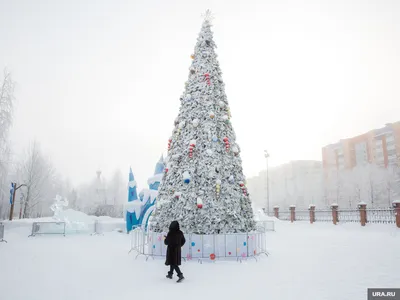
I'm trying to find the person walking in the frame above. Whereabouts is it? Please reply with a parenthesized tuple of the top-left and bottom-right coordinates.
(164, 220, 186, 282)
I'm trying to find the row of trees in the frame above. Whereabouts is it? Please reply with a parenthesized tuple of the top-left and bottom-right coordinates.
(324, 163, 400, 209)
(0, 69, 127, 220)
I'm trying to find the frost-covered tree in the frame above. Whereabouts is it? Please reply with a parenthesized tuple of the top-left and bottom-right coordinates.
(0, 68, 14, 174)
(17, 140, 55, 218)
(151, 11, 255, 234)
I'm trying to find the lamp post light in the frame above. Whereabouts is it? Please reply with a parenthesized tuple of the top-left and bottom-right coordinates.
(264, 150, 270, 215)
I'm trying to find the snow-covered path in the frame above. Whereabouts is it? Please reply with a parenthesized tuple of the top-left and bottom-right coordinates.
(0, 221, 399, 300)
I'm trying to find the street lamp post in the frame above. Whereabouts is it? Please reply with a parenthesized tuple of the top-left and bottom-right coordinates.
(264, 150, 270, 215)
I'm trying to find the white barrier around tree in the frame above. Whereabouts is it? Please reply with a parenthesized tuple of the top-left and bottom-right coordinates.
(129, 224, 270, 263)
(28, 222, 66, 237)
(0, 223, 6, 243)
(256, 220, 275, 232)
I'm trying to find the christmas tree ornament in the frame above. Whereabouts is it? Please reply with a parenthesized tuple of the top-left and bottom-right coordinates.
(192, 118, 200, 127)
(190, 67, 196, 74)
(183, 171, 191, 184)
(174, 192, 182, 199)
(218, 101, 225, 108)
(188, 139, 196, 158)
(228, 175, 235, 183)
(239, 181, 247, 196)
(223, 137, 230, 151)
(185, 94, 192, 101)
(190, 54, 195, 59)
(232, 145, 239, 156)
(197, 197, 203, 209)
(222, 115, 229, 123)
(206, 149, 213, 156)
(216, 179, 221, 198)
(168, 138, 172, 150)
(209, 111, 215, 119)
(204, 73, 211, 85)
(212, 136, 218, 142)
(179, 121, 185, 129)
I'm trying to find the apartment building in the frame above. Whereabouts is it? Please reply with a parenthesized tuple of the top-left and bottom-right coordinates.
(322, 122, 400, 171)
(322, 121, 400, 207)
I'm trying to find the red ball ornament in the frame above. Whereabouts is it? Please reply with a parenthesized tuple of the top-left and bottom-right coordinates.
(197, 197, 203, 208)
(168, 139, 172, 150)
(223, 137, 228, 142)
(210, 253, 216, 260)
(165, 168, 169, 173)
(228, 251, 231, 255)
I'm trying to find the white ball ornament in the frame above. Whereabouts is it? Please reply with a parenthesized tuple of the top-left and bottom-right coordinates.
(192, 119, 200, 127)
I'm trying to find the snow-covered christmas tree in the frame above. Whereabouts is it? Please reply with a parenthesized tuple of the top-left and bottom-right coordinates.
(151, 11, 256, 234)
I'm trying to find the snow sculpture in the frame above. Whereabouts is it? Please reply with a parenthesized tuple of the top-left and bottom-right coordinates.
(125, 156, 165, 232)
(51, 194, 69, 221)
(50, 194, 92, 232)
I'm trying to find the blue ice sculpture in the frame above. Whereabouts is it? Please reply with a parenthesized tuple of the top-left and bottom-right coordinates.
(125, 155, 165, 233)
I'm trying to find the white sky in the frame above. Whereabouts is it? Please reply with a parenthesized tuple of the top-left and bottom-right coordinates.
(1, 0, 400, 189)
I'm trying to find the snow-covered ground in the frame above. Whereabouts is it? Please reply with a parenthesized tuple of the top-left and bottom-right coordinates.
(0, 219, 399, 300)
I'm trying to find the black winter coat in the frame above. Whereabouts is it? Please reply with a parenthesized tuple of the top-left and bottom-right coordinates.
(164, 221, 186, 266)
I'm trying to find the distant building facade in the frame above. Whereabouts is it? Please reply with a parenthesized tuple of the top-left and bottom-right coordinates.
(322, 122, 400, 207)
(247, 160, 324, 211)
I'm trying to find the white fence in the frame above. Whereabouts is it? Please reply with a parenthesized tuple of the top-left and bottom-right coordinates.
(0, 223, 6, 243)
(28, 222, 66, 237)
(25, 220, 125, 237)
(129, 223, 271, 263)
(256, 220, 275, 232)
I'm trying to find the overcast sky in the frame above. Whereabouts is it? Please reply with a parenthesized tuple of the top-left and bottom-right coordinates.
(1, 0, 399, 189)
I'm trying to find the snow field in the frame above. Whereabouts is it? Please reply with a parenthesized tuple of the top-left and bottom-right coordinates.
(0, 219, 399, 300)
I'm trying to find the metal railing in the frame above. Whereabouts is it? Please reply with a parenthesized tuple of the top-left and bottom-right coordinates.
(28, 222, 66, 237)
(338, 209, 360, 223)
(276, 208, 397, 224)
(0, 223, 6, 243)
(366, 209, 396, 224)
(129, 224, 270, 263)
(256, 220, 275, 231)
(314, 210, 332, 222)
(279, 212, 291, 221)
(295, 210, 309, 221)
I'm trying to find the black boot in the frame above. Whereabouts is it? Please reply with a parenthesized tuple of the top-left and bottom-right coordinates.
(166, 272, 173, 279)
(176, 273, 184, 283)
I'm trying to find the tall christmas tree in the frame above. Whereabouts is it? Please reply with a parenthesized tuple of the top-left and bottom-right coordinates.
(151, 11, 255, 234)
